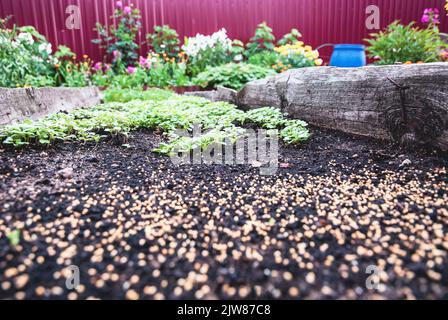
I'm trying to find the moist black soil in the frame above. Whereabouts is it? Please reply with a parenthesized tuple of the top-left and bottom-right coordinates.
(0, 127, 447, 300)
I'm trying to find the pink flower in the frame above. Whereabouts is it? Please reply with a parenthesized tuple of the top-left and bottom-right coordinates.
(126, 66, 137, 74)
(93, 62, 102, 71)
(139, 56, 151, 69)
(116, 1, 123, 9)
(123, 6, 132, 15)
(104, 64, 111, 72)
(422, 8, 440, 25)
(112, 50, 121, 61)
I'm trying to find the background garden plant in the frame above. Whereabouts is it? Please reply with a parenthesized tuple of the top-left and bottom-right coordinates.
(194, 63, 276, 90)
(366, 20, 447, 64)
(92, 3, 142, 71)
(147, 25, 181, 60)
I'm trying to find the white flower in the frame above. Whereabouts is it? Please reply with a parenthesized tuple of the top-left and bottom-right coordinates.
(38, 42, 52, 55)
(182, 28, 232, 58)
(234, 54, 243, 62)
(11, 40, 20, 49)
(17, 32, 34, 45)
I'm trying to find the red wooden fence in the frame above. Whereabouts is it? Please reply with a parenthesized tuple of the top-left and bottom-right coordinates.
(1, 0, 447, 62)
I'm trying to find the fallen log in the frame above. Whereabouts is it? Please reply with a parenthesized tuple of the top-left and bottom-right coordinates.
(237, 63, 448, 150)
(0, 87, 102, 126)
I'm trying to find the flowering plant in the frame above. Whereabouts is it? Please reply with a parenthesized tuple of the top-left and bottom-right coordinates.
(92, 52, 190, 89)
(273, 43, 322, 72)
(53, 45, 91, 87)
(421, 8, 440, 26)
(92, 1, 141, 70)
(0, 17, 57, 87)
(147, 25, 181, 60)
(366, 21, 447, 65)
(182, 28, 233, 76)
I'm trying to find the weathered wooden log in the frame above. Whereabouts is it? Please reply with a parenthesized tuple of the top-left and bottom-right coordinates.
(184, 86, 237, 104)
(0, 87, 102, 126)
(237, 63, 448, 150)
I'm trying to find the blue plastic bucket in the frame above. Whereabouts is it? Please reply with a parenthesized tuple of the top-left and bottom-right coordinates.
(330, 44, 366, 68)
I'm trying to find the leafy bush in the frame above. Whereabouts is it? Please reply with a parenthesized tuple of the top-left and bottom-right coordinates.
(194, 63, 276, 90)
(365, 21, 447, 64)
(92, 2, 141, 70)
(277, 28, 303, 46)
(182, 28, 233, 76)
(247, 51, 279, 68)
(246, 22, 276, 55)
(54, 45, 91, 87)
(0, 89, 310, 152)
(0, 17, 57, 87)
(147, 25, 181, 60)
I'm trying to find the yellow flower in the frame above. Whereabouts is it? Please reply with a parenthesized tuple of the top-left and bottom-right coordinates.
(314, 58, 323, 66)
(83, 54, 88, 59)
(304, 45, 312, 52)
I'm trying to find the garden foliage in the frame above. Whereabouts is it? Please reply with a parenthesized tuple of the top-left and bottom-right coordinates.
(0, 89, 311, 153)
(366, 21, 447, 64)
(194, 63, 276, 90)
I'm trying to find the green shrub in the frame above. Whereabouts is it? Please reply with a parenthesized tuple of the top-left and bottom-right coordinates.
(277, 28, 303, 46)
(147, 25, 181, 60)
(194, 63, 276, 90)
(0, 17, 57, 87)
(247, 51, 279, 68)
(365, 21, 447, 64)
(246, 22, 276, 55)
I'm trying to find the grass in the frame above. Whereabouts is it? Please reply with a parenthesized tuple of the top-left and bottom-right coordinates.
(0, 88, 310, 154)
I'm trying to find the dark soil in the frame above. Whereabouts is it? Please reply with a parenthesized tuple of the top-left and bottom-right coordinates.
(0, 127, 447, 300)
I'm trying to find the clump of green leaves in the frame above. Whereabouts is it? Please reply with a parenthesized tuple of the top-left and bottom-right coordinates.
(246, 22, 276, 55)
(103, 88, 175, 103)
(247, 51, 279, 68)
(244, 107, 310, 144)
(365, 21, 447, 64)
(194, 63, 276, 90)
(0, 89, 310, 154)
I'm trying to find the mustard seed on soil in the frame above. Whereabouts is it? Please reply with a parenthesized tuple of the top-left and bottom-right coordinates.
(0, 127, 447, 299)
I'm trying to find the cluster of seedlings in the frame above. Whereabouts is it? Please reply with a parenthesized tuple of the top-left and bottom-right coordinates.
(0, 89, 310, 154)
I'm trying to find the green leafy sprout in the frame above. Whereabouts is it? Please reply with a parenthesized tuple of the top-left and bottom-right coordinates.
(7, 229, 21, 246)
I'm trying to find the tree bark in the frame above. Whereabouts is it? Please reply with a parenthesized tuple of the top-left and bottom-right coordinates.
(237, 63, 448, 150)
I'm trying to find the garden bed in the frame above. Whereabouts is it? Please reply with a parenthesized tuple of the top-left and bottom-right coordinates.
(0, 126, 447, 299)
